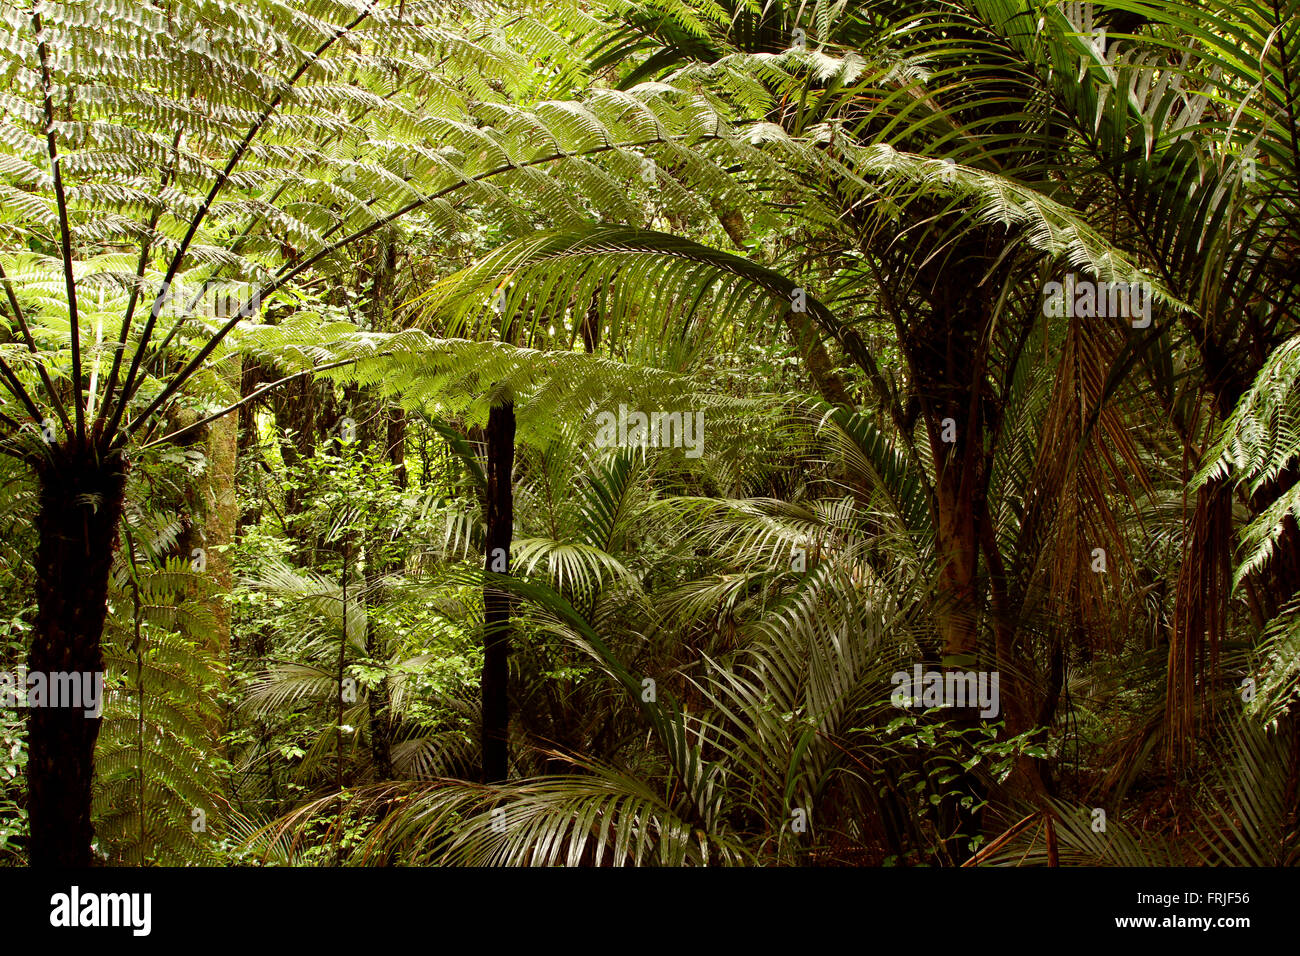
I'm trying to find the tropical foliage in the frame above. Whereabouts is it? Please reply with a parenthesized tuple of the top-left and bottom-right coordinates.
(0, 0, 1297, 867)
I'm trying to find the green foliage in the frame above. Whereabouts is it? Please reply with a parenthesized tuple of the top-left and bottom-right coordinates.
(2, 0, 1300, 870)
(94, 501, 228, 865)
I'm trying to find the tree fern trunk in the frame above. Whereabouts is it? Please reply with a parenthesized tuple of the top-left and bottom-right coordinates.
(29, 445, 127, 866)
(481, 402, 515, 784)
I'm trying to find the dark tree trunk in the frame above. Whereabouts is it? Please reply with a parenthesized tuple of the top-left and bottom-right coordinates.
(364, 613, 393, 781)
(28, 444, 127, 866)
(480, 402, 515, 784)
(909, 261, 1001, 862)
(237, 356, 261, 456)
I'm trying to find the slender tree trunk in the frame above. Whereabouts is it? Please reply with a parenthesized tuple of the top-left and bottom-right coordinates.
(933, 456, 979, 667)
(363, 613, 393, 780)
(914, 280, 996, 863)
(480, 402, 515, 783)
(931, 450, 986, 862)
(176, 361, 238, 737)
(28, 444, 127, 866)
(782, 309, 853, 408)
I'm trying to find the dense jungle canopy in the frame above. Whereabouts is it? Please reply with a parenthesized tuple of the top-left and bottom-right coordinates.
(0, 0, 1299, 869)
